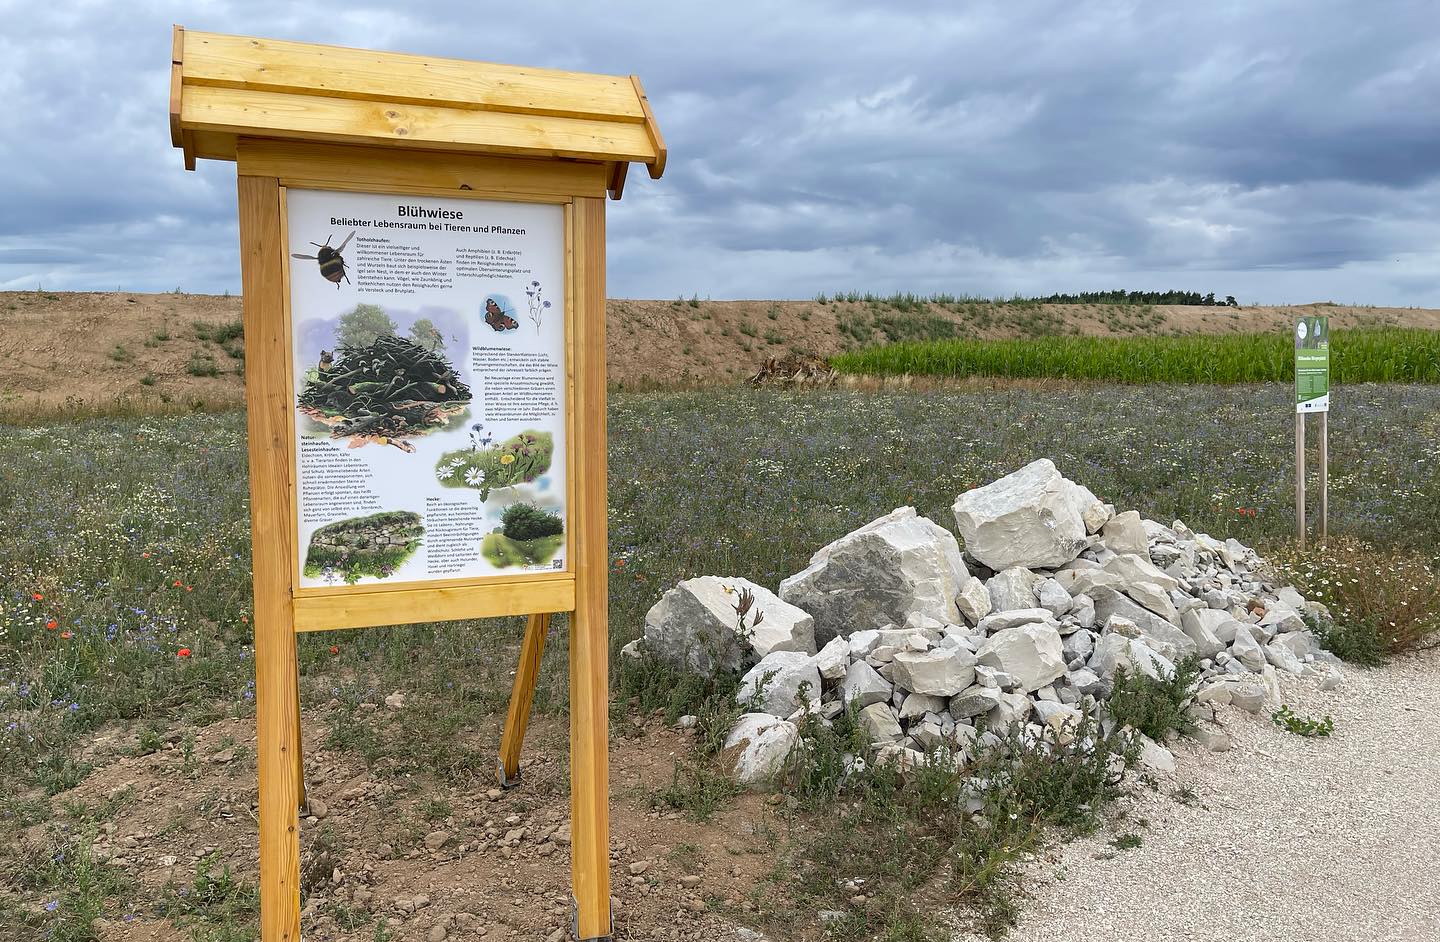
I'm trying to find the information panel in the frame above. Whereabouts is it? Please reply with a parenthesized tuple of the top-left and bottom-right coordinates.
(286, 189, 567, 587)
(1295, 315, 1330, 414)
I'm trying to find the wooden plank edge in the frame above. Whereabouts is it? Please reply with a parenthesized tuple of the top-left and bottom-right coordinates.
(184, 75, 648, 127)
(181, 31, 646, 123)
(180, 87, 656, 164)
(169, 25, 185, 149)
(292, 581, 577, 632)
(293, 571, 573, 600)
(630, 75, 667, 179)
(235, 139, 609, 198)
(607, 161, 627, 201)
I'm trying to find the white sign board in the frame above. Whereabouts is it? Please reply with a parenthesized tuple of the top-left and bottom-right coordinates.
(286, 189, 567, 587)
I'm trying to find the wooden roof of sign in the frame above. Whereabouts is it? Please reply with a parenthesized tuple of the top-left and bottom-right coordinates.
(169, 26, 665, 200)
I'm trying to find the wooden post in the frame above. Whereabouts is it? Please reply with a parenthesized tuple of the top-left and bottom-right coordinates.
(570, 196, 611, 940)
(294, 663, 306, 809)
(237, 174, 303, 942)
(1318, 411, 1328, 543)
(498, 612, 552, 787)
(1295, 412, 1306, 548)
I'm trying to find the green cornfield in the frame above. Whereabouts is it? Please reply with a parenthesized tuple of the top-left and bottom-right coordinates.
(831, 328, 1440, 383)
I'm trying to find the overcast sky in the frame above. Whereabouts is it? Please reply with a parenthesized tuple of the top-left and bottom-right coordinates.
(2, 1, 1437, 304)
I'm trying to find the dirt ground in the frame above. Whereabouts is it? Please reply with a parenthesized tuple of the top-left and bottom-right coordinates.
(58, 708, 789, 942)
(3, 290, 1436, 418)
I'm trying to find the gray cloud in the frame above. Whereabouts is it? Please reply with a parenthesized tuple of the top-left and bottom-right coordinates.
(1, 0, 1437, 304)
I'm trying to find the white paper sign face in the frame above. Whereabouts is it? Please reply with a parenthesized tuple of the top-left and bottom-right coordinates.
(286, 189, 567, 588)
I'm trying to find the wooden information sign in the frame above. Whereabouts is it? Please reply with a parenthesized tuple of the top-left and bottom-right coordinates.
(169, 26, 666, 941)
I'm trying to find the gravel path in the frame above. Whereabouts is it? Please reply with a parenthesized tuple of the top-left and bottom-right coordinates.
(958, 647, 1440, 942)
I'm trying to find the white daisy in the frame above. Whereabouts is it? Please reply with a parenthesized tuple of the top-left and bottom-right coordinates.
(465, 467, 486, 486)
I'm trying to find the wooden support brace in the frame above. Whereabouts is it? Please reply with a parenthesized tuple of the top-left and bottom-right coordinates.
(1318, 411, 1328, 543)
(1295, 412, 1306, 548)
(498, 612, 552, 787)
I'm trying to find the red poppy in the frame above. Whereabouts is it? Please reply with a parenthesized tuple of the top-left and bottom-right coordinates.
(184, 586, 193, 592)
(241, 615, 250, 624)
(142, 552, 151, 559)
(32, 592, 43, 601)
(173, 580, 182, 587)
(177, 648, 191, 658)
(329, 645, 339, 655)
(613, 558, 625, 569)
(59, 631, 72, 639)
(46, 619, 58, 630)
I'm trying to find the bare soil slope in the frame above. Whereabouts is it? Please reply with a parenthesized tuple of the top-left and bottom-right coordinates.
(2, 291, 1437, 417)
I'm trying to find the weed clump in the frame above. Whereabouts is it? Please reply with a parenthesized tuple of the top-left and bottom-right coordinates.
(1271, 537, 1440, 663)
(762, 713, 1130, 939)
(1272, 704, 1335, 737)
(1106, 656, 1201, 741)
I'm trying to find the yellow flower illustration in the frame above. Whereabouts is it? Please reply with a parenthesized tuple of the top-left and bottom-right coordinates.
(500, 453, 516, 465)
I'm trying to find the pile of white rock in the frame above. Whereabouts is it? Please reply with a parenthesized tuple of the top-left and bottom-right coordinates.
(630, 459, 1341, 786)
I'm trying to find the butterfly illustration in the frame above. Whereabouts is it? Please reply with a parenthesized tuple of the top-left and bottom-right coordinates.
(484, 298, 519, 332)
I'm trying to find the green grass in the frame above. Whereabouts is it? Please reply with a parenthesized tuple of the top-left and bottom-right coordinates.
(192, 320, 244, 345)
(480, 531, 564, 569)
(833, 328, 1440, 383)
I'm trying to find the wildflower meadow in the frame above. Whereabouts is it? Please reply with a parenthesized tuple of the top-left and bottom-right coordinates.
(2, 382, 1438, 938)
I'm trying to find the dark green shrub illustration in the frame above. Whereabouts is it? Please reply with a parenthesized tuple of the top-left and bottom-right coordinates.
(482, 502, 564, 569)
(501, 502, 564, 541)
(304, 510, 423, 584)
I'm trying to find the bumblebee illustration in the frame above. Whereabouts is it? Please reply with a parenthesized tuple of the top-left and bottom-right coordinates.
(292, 231, 355, 287)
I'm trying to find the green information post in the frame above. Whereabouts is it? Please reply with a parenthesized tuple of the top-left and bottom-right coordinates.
(1294, 316, 1329, 546)
(1295, 315, 1330, 413)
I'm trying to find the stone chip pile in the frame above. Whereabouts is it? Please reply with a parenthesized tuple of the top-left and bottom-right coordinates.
(633, 458, 1342, 786)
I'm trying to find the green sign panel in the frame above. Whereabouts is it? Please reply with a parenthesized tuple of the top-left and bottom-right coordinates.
(1295, 316, 1329, 413)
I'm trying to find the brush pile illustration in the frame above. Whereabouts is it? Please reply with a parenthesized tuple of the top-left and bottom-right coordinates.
(297, 335, 472, 451)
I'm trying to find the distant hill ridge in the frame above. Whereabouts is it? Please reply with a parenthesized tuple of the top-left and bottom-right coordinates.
(1, 290, 1436, 417)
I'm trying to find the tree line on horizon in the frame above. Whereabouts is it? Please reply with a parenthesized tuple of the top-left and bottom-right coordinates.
(818, 290, 1241, 308)
(1026, 290, 1239, 306)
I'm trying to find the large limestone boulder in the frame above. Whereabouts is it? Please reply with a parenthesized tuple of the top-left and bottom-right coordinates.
(839, 659, 893, 708)
(987, 567, 1040, 613)
(1090, 588, 1196, 659)
(890, 648, 976, 697)
(779, 507, 968, 645)
(1179, 608, 1229, 659)
(737, 651, 821, 717)
(1100, 510, 1149, 556)
(955, 576, 992, 625)
(951, 459, 1091, 570)
(644, 576, 815, 674)
(1101, 554, 1181, 593)
(975, 623, 1066, 692)
(1090, 632, 1175, 681)
(723, 714, 799, 786)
